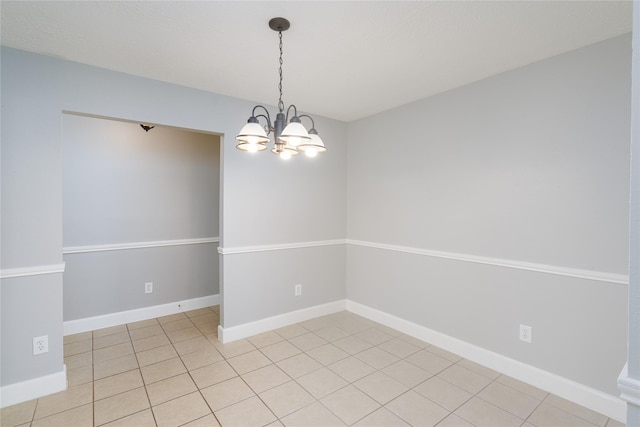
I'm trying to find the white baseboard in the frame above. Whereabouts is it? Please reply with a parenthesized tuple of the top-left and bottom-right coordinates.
(346, 300, 627, 423)
(0, 365, 67, 408)
(218, 300, 347, 343)
(63, 294, 220, 335)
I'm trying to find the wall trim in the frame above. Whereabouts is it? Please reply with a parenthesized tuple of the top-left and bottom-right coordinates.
(347, 239, 628, 285)
(218, 239, 346, 255)
(619, 364, 640, 407)
(218, 300, 347, 343)
(63, 237, 220, 254)
(63, 294, 220, 335)
(0, 263, 66, 279)
(0, 365, 67, 408)
(346, 300, 627, 423)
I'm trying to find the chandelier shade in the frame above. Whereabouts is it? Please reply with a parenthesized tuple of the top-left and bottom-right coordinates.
(235, 17, 326, 160)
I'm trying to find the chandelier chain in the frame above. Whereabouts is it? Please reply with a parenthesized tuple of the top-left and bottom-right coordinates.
(278, 30, 285, 112)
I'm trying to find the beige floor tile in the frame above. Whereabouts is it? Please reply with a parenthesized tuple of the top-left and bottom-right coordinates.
(288, 333, 328, 352)
(298, 317, 333, 332)
(132, 333, 170, 352)
(189, 312, 217, 325)
(336, 318, 376, 334)
(387, 390, 450, 427)
(94, 387, 150, 426)
(333, 335, 374, 355)
(173, 335, 214, 356)
(140, 357, 187, 385)
(397, 334, 430, 349)
(478, 381, 541, 419)
(185, 308, 214, 318)
(167, 327, 203, 344)
(261, 340, 302, 362)
(190, 360, 238, 389)
(280, 401, 346, 427)
(259, 380, 316, 418)
(405, 349, 454, 374)
(94, 353, 139, 380)
(93, 342, 134, 363)
(355, 327, 395, 345)
(276, 353, 323, 378)
(355, 346, 400, 369)
(146, 372, 198, 406)
(313, 326, 351, 342)
(135, 344, 178, 367)
(528, 407, 601, 427)
(436, 413, 474, 427)
(64, 331, 92, 344)
(297, 367, 349, 399)
(374, 325, 404, 338)
(94, 369, 144, 401)
(196, 322, 218, 334)
(227, 349, 272, 374)
(321, 384, 380, 424)
(0, 399, 37, 426)
(214, 395, 277, 427)
(354, 371, 409, 405)
(496, 375, 549, 400)
(213, 339, 256, 358)
(382, 359, 432, 388)
(457, 359, 501, 380)
(157, 312, 188, 324)
(94, 331, 131, 350)
(181, 346, 224, 370)
(93, 324, 128, 338)
(413, 375, 472, 412)
(67, 364, 93, 387)
(544, 394, 610, 426)
(200, 377, 255, 411)
(328, 356, 376, 383)
(353, 407, 411, 427)
(455, 396, 523, 427)
(159, 317, 192, 332)
(126, 318, 160, 330)
(63, 339, 92, 357)
(377, 337, 421, 358)
(64, 350, 93, 370)
(274, 324, 312, 340)
(424, 345, 463, 362)
(247, 331, 285, 348)
(242, 364, 291, 393)
(306, 343, 349, 365)
(181, 413, 221, 427)
(102, 409, 156, 427)
(437, 364, 493, 394)
(31, 403, 92, 427)
(266, 420, 285, 427)
(33, 383, 93, 419)
(152, 392, 211, 427)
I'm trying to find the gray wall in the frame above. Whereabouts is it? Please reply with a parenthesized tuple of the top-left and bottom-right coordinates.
(62, 115, 220, 320)
(346, 35, 631, 396)
(0, 47, 347, 388)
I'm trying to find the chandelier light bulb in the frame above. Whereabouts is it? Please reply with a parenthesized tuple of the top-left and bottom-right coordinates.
(305, 147, 318, 157)
(247, 144, 259, 153)
(280, 151, 292, 160)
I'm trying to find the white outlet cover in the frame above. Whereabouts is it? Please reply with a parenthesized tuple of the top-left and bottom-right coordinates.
(294, 284, 302, 296)
(33, 335, 49, 355)
(145, 282, 153, 293)
(519, 324, 532, 343)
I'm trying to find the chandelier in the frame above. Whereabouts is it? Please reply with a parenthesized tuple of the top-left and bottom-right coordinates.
(235, 18, 326, 160)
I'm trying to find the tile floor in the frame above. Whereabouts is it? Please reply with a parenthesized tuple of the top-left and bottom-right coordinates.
(0, 306, 626, 427)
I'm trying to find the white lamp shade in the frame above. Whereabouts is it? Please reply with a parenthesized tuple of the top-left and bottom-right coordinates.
(297, 133, 327, 158)
(280, 121, 311, 147)
(236, 122, 270, 151)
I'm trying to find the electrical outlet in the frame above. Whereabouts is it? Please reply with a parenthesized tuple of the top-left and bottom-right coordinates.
(145, 282, 153, 294)
(294, 284, 302, 296)
(33, 335, 48, 355)
(519, 324, 532, 343)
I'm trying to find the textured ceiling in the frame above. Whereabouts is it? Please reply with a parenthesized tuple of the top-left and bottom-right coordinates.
(0, 1, 633, 122)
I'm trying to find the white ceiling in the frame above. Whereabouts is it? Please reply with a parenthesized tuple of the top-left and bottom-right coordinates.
(0, 1, 633, 122)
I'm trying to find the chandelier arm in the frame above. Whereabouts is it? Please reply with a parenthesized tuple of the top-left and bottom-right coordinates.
(297, 114, 316, 130)
(285, 104, 299, 122)
(251, 105, 274, 132)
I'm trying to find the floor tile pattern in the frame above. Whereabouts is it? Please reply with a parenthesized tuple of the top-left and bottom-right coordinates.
(0, 306, 626, 426)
